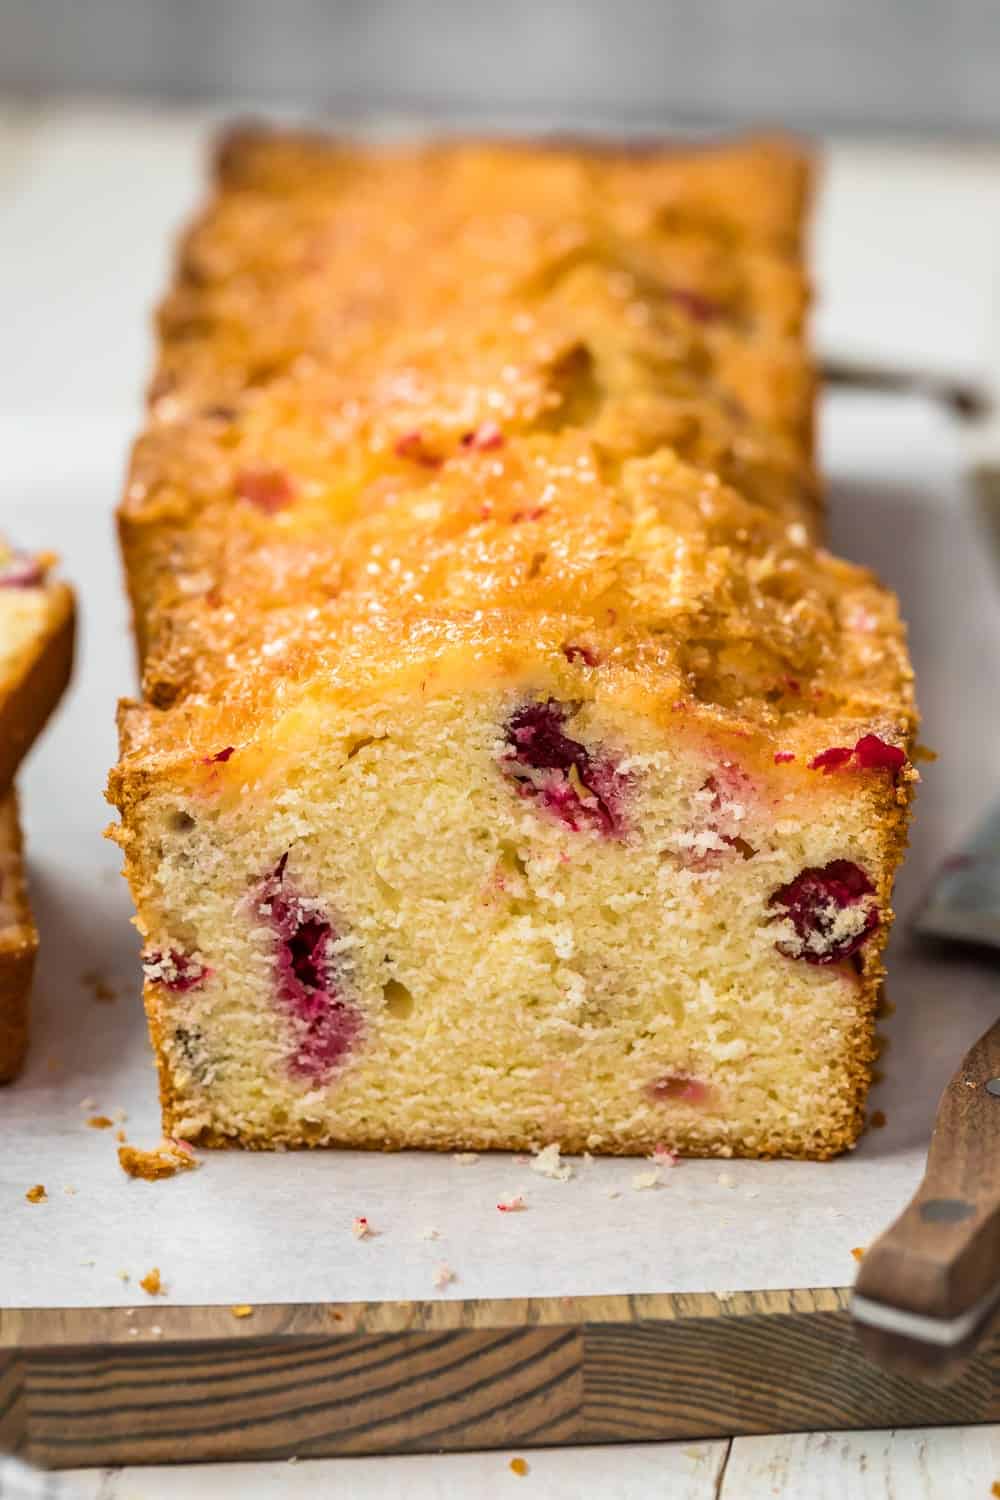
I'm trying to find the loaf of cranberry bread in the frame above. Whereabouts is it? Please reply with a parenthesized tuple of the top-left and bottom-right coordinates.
(0, 791, 39, 1082)
(109, 132, 916, 1158)
(0, 541, 75, 793)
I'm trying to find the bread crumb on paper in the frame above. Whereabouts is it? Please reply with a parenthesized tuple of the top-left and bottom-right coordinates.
(418, 1226, 440, 1241)
(530, 1143, 573, 1182)
(509, 1457, 529, 1476)
(497, 1194, 526, 1212)
(118, 1139, 199, 1181)
(140, 1268, 164, 1296)
(651, 1144, 679, 1167)
(631, 1168, 660, 1191)
(87, 1115, 114, 1130)
(433, 1263, 457, 1289)
(25, 1184, 46, 1204)
(453, 1152, 480, 1166)
(851, 1246, 866, 1262)
(716, 1171, 735, 1188)
(351, 1216, 375, 1239)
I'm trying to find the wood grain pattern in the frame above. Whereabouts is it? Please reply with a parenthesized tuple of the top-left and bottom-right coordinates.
(2, 1291, 997, 1469)
(0, 1353, 26, 1459)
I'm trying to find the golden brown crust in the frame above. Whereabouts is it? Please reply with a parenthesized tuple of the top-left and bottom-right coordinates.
(0, 578, 75, 792)
(0, 790, 38, 1083)
(113, 132, 913, 793)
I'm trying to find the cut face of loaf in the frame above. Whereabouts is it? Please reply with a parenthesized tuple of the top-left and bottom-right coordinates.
(110, 133, 917, 1158)
(114, 621, 912, 1159)
(0, 540, 76, 791)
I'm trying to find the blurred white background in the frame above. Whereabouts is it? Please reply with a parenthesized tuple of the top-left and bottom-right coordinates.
(1, 0, 998, 136)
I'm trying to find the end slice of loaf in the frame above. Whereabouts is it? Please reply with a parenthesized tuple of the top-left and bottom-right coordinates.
(0, 790, 38, 1081)
(110, 133, 916, 1159)
(0, 541, 75, 791)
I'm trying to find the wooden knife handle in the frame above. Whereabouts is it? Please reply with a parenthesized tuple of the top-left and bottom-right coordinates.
(854, 1018, 1000, 1378)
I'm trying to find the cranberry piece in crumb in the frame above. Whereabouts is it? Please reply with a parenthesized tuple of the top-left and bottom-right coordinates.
(502, 699, 626, 837)
(774, 751, 796, 764)
(142, 949, 209, 993)
(202, 746, 235, 764)
(648, 1073, 710, 1105)
(235, 467, 295, 514)
(768, 860, 878, 965)
(853, 734, 906, 774)
(561, 643, 600, 667)
(510, 507, 546, 523)
(668, 288, 721, 323)
(809, 746, 853, 773)
(393, 430, 442, 468)
(0, 553, 44, 589)
(810, 737, 906, 777)
(257, 855, 361, 1082)
(460, 421, 504, 451)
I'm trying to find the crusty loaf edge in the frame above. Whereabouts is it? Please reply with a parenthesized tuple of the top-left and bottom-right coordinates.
(0, 581, 76, 792)
(0, 790, 39, 1082)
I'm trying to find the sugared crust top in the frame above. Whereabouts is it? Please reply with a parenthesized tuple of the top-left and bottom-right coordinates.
(115, 132, 914, 779)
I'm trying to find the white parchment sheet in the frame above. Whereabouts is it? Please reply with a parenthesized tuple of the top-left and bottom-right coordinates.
(0, 392, 996, 1309)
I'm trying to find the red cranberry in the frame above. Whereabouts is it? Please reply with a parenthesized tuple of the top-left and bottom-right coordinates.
(460, 422, 504, 451)
(0, 552, 44, 588)
(501, 699, 625, 837)
(853, 734, 906, 774)
(235, 467, 295, 513)
(202, 746, 235, 764)
(648, 1073, 710, 1105)
(257, 856, 361, 1081)
(142, 949, 209, 993)
(774, 751, 795, 764)
(809, 746, 853, 773)
(668, 288, 721, 323)
(810, 737, 906, 778)
(768, 860, 878, 965)
(393, 430, 442, 468)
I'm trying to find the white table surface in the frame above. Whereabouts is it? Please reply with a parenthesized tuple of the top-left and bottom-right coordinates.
(1, 100, 999, 1497)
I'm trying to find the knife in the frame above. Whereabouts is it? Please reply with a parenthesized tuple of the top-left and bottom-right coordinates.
(852, 1020, 1000, 1383)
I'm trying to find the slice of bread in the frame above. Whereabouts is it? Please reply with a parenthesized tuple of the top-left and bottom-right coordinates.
(0, 542, 75, 792)
(0, 790, 38, 1082)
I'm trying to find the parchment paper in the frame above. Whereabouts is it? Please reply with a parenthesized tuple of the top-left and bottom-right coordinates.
(0, 376, 996, 1309)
